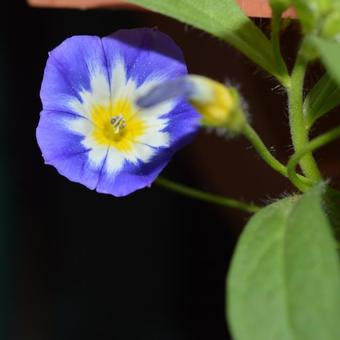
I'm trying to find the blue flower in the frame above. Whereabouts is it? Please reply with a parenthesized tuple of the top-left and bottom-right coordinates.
(36, 28, 199, 196)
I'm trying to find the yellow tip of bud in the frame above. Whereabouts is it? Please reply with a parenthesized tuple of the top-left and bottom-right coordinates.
(188, 75, 246, 134)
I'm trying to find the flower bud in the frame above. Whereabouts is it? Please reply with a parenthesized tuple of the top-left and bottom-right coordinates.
(186, 75, 247, 134)
(136, 74, 247, 134)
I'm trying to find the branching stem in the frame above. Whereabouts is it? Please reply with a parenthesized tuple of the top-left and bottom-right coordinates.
(287, 126, 340, 191)
(242, 123, 312, 189)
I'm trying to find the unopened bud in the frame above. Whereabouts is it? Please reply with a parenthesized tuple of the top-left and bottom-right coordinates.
(136, 74, 247, 134)
(186, 75, 247, 134)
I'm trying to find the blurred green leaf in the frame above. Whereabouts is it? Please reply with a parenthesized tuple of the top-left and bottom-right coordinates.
(321, 10, 340, 39)
(228, 183, 340, 340)
(269, 0, 292, 13)
(304, 73, 340, 129)
(292, 0, 333, 32)
(127, 0, 288, 84)
(313, 37, 340, 87)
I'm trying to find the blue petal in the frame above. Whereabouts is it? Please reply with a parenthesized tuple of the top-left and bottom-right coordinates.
(163, 101, 200, 148)
(37, 29, 199, 196)
(96, 152, 169, 197)
(102, 28, 187, 86)
(36, 110, 102, 190)
(40, 35, 109, 113)
(136, 77, 194, 108)
(96, 101, 199, 197)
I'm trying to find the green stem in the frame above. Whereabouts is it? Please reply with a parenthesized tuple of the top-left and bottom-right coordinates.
(271, 10, 290, 87)
(155, 177, 260, 213)
(242, 123, 312, 189)
(242, 123, 288, 177)
(287, 126, 340, 191)
(288, 50, 322, 181)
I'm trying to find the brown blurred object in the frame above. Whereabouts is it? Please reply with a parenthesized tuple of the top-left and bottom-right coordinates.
(27, 0, 297, 18)
(27, 0, 139, 10)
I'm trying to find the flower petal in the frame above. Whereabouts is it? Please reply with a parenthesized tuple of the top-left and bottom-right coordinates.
(95, 102, 199, 197)
(37, 29, 200, 197)
(41, 35, 110, 116)
(164, 101, 200, 148)
(36, 110, 104, 190)
(96, 149, 170, 197)
(102, 28, 187, 87)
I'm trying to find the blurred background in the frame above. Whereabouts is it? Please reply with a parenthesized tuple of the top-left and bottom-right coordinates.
(1, 1, 340, 339)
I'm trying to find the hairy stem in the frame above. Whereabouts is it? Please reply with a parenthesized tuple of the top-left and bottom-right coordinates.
(155, 177, 260, 213)
(242, 123, 287, 176)
(242, 123, 312, 188)
(287, 126, 340, 191)
(288, 51, 321, 181)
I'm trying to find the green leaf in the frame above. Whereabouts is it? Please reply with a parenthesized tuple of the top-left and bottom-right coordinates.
(227, 183, 340, 340)
(304, 72, 340, 129)
(269, 0, 291, 14)
(292, 0, 333, 32)
(127, 0, 288, 84)
(324, 187, 340, 240)
(313, 37, 340, 87)
(321, 10, 340, 40)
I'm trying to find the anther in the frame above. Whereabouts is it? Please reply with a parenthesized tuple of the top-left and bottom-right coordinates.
(110, 115, 126, 134)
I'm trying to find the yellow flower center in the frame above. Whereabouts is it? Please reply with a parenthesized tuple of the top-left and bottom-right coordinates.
(91, 98, 146, 153)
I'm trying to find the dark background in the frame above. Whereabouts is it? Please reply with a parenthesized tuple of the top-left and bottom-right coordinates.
(2, 1, 340, 340)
